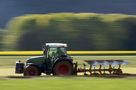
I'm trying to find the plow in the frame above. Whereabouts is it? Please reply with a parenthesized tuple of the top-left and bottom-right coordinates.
(15, 43, 128, 76)
(75, 60, 127, 76)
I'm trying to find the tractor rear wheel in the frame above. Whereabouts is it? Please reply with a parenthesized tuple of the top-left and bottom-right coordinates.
(53, 61, 73, 76)
(23, 66, 41, 76)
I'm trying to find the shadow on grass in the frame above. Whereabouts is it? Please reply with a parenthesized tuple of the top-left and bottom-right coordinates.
(88, 73, 136, 78)
(4, 73, 136, 79)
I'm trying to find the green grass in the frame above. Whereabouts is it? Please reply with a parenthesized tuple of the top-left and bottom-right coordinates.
(73, 56, 136, 67)
(0, 77, 136, 90)
(0, 56, 136, 90)
(0, 56, 31, 67)
(0, 55, 136, 67)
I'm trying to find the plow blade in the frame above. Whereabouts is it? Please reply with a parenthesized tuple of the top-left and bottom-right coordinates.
(76, 60, 128, 75)
(84, 60, 128, 66)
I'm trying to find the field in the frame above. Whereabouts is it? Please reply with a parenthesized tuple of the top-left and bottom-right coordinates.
(0, 55, 136, 90)
(0, 77, 136, 90)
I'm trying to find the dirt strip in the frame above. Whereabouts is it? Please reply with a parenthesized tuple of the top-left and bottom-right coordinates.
(0, 67, 136, 77)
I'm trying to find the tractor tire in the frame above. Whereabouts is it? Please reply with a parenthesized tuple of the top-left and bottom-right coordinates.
(53, 61, 73, 76)
(23, 66, 41, 76)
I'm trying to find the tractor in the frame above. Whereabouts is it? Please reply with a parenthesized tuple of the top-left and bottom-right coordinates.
(15, 43, 75, 76)
(15, 43, 128, 76)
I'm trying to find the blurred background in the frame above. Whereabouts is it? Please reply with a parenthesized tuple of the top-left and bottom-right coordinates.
(0, 0, 136, 51)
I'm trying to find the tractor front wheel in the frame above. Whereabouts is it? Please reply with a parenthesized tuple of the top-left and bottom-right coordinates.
(23, 66, 41, 76)
(53, 61, 73, 76)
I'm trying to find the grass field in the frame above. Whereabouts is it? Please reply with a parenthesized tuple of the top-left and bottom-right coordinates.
(0, 77, 136, 90)
(0, 55, 136, 67)
(0, 55, 136, 90)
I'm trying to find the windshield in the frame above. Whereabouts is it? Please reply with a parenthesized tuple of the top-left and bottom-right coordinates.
(47, 47, 66, 58)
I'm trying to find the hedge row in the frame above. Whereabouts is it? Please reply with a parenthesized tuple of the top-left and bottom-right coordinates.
(0, 29, 5, 50)
(3, 13, 136, 50)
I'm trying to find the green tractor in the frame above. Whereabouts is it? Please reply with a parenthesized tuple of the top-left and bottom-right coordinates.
(15, 43, 128, 76)
(15, 43, 75, 76)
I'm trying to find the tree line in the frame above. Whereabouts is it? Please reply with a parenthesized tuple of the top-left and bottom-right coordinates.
(1, 13, 136, 51)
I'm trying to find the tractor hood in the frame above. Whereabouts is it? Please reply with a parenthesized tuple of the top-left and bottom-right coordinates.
(26, 56, 45, 64)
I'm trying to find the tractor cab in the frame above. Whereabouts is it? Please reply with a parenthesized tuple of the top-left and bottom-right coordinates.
(42, 43, 73, 75)
(43, 43, 67, 59)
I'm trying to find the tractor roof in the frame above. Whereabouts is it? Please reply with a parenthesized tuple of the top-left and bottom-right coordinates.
(46, 43, 67, 47)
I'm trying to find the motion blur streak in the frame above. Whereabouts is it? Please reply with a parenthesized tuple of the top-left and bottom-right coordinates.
(0, 51, 136, 55)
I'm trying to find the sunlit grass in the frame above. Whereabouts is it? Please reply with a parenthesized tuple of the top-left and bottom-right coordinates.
(0, 77, 136, 90)
(0, 55, 136, 67)
(0, 55, 136, 90)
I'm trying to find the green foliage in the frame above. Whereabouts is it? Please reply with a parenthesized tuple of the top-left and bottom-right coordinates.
(0, 29, 5, 50)
(3, 13, 136, 50)
(0, 30, 2, 50)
